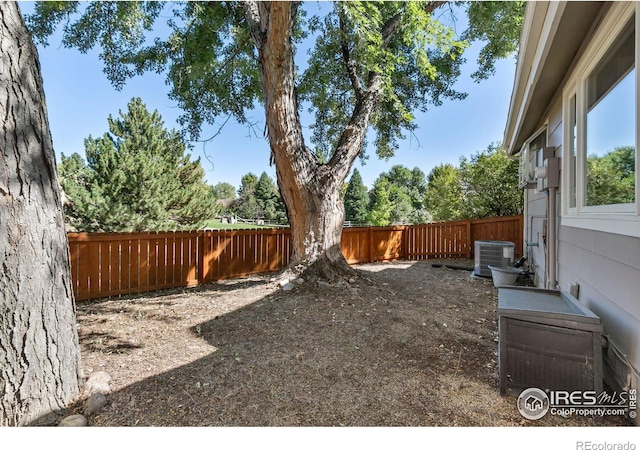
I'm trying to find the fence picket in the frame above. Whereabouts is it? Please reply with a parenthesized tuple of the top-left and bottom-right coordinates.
(67, 215, 522, 301)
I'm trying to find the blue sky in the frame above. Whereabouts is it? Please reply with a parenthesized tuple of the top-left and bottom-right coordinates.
(20, 2, 517, 190)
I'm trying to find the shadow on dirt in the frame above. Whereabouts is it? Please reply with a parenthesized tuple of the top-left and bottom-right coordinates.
(74, 260, 628, 427)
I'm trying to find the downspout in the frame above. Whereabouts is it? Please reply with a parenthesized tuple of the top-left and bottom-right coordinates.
(535, 149, 560, 290)
(548, 186, 557, 290)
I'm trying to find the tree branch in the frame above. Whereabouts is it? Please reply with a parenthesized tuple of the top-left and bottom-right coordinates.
(381, 1, 447, 47)
(241, 1, 269, 48)
(325, 1, 447, 184)
(339, 13, 363, 100)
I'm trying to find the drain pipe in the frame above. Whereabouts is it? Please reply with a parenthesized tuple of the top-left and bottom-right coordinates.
(535, 150, 560, 290)
(548, 186, 557, 290)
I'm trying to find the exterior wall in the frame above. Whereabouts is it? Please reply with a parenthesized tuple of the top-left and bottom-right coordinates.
(519, 9, 640, 421)
(523, 97, 563, 289)
(525, 94, 640, 417)
(557, 226, 640, 396)
(524, 188, 547, 287)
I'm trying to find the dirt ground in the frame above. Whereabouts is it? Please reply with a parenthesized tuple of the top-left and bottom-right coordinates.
(72, 259, 630, 427)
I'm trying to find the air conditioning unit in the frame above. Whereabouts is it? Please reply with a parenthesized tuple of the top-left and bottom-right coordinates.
(474, 240, 515, 277)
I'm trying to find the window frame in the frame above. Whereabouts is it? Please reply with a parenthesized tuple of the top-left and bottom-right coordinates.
(561, 3, 640, 237)
(519, 125, 548, 189)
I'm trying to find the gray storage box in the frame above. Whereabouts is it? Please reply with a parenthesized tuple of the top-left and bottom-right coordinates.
(498, 286, 603, 397)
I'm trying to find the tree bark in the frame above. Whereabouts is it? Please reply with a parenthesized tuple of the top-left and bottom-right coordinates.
(243, 2, 384, 278)
(0, 2, 82, 426)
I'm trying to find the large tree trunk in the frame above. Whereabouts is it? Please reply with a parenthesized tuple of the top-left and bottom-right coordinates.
(0, 2, 82, 426)
(243, 2, 382, 279)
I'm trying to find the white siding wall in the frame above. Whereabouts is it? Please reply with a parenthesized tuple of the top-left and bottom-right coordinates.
(524, 66, 640, 411)
(558, 226, 640, 396)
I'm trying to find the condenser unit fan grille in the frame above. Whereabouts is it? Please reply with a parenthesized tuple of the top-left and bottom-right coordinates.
(474, 241, 515, 277)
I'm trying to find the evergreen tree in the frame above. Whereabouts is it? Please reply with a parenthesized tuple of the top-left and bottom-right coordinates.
(59, 97, 217, 231)
(344, 169, 369, 223)
(231, 173, 260, 219)
(254, 172, 287, 222)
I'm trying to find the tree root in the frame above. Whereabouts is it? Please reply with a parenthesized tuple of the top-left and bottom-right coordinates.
(274, 255, 372, 286)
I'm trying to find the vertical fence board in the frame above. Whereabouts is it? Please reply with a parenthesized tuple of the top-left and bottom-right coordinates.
(67, 216, 522, 301)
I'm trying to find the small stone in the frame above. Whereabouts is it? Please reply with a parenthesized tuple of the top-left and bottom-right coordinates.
(294, 278, 305, 285)
(282, 283, 295, 291)
(85, 371, 112, 395)
(318, 281, 332, 288)
(278, 278, 290, 287)
(85, 392, 108, 416)
(348, 278, 356, 284)
(59, 414, 87, 427)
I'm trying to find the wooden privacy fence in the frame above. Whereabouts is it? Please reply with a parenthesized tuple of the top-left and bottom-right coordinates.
(68, 215, 523, 301)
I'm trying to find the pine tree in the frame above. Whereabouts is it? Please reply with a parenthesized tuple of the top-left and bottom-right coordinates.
(59, 97, 217, 231)
(231, 173, 260, 219)
(254, 172, 287, 222)
(344, 169, 369, 224)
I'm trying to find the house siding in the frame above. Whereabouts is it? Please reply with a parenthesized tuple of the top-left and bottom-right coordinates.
(558, 225, 640, 395)
(519, 7, 640, 409)
(523, 96, 563, 289)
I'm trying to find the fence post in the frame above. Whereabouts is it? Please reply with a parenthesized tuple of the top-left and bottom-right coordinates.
(198, 231, 206, 285)
(402, 226, 409, 260)
(368, 227, 374, 263)
(466, 220, 472, 259)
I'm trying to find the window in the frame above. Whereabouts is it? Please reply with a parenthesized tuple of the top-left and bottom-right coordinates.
(568, 94, 577, 209)
(519, 127, 547, 188)
(585, 19, 635, 207)
(563, 6, 638, 228)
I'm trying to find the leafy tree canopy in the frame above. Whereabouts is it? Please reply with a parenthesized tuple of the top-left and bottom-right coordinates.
(27, 1, 525, 161)
(368, 164, 429, 225)
(211, 182, 237, 202)
(586, 146, 636, 206)
(458, 142, 522, 218)
(59, 97, 217, 231)
(423, 163, 463, 222)
(29, 1, 525, 274)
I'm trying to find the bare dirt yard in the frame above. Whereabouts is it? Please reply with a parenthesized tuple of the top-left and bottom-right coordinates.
(72, 259, 629, 427)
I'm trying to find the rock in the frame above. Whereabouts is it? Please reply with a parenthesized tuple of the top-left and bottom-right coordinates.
(85, 392, 108, 416)
(348, 278, 356, 284)
(59, 414, 87, 427)
(278, 278, 290, 288)
(294, 278, 305, 285)
(85, 371, 112, 395)
(317, 281, 333, 288)
(282, 283, 295, 291)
